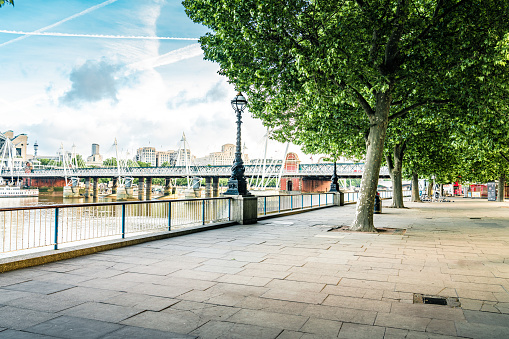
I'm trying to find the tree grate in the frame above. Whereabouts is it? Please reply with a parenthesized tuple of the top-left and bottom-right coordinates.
(413, 293, 461, 307)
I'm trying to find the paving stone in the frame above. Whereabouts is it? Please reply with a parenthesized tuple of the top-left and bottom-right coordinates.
(455, 321, 509, 339)
(50, 287, 123, 302)
(0, 330, 57, 338)
(215, 274, 272, 286)
(236, 296, 308, 315)
(265, 279, 325, 293)
(102, 325, 196, 339)
(261, 289, 326, 304)
(120, 310, 206, 334)
(375, 312, 431, 331)
(426, 319, 457, 336)
(4, 294, 86, 313)
(390, 303, 465, 321)
(103, 292, 179, 311)
(299, 318, 342, 338)
(59, 302, 143, 323)
(227, 309, 309, 331)
(169, 269, 224, 281)
(0, 306, 58, 330)
(301, 304, 376, 325)
(190, 320, 283, 339)
(337, 323, 385, 339)
(322, 294, 392, 312)
(0, 289, 40, 304)
(167, 300, 240, 321)
(383, 328, 459, 339)
(463, 309, 509, 328)
(26, 316, 122, 339)
(275, 330, 304, 339)
(2, 281, 75, 295)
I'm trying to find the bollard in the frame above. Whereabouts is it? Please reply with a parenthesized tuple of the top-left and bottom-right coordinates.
(374, 192, 382, 214)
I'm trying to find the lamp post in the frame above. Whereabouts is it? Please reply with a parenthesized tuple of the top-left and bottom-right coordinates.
(224, 92, 249, 196)
(329, 161, 340, 192)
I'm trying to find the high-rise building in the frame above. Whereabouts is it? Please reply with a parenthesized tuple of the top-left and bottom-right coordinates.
(86, 143, 103, 167)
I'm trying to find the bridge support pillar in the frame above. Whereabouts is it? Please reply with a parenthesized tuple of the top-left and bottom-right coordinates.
(92, 178, 98, 198)
(138, 178, 145, 200)
(112, 178, 118, 195)
(146, 177, 153, 200)
(213, 177, 219, 197)
(205, 177, 212, 198)
(84, 177, 91, 198)
(164, 177, 172, 196)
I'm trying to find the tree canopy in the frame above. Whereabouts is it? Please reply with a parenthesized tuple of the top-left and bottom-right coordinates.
(184, 0, 509, 231)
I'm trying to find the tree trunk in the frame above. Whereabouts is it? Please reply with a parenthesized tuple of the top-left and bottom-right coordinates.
(427, 178, 433, 197)
(497, 174, 505, 202)
(388, 143, 405, 208)
(351, 91, 391, 232)
(440, 184, 444, 197)
(411, 172, 421, 202)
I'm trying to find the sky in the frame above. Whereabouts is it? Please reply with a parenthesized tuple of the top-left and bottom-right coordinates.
(0, 0, 317, 163)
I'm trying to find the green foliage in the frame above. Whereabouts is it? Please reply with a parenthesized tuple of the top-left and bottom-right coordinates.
(103, 158, 117, 167)
(137, 161, 151, 168)
(160, 161, 172, 167)
(184, 0, 509, 228)
(0, 0, 14, 8)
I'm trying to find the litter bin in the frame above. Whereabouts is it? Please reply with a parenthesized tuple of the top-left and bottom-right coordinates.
(374, 192, 382, 214)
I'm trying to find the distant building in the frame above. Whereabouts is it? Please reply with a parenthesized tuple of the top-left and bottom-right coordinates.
(86, 143, 103, 167)
(156, 150, 177, 167)
(3, 130, 28, 161)
(195, 144, 249, 166)
(136, 147, 156, 166)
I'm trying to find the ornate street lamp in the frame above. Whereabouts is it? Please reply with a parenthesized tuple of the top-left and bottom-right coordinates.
(329, 161, 340, 192)
(224, 92, 250, 196)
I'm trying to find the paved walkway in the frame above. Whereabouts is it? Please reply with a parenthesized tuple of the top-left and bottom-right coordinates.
(1, 198, 509, 338)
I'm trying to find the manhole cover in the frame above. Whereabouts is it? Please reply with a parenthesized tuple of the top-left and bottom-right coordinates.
(413, 293, 461, 307)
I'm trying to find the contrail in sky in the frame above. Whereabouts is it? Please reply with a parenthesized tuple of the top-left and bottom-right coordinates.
(0, 0, 118, 48)
(0, 30, 199, 41)
(129, 43, 204, 70)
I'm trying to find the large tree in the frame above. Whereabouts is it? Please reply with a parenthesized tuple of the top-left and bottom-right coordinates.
(0, 0, 14, 8)
(184, 0, 509, 231)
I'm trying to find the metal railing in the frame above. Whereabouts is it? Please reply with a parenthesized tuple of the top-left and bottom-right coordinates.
(257, 193, 335, 216)
(344, 190, 412, 203)
(0, 197, 231, 255)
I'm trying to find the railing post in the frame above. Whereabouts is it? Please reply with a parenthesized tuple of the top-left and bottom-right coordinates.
(264, 196, 267, 215)
(54, 208, 59, 250)
(202, 199, 206, 225)
(302, 194, 304, 209)
(121, 204, 126, 239)
(278, 195, 281, 213)
(290, 195, 293, 210)
(326, 193, 328, 205)
(319, 194, 321, 206)
(311, 194, 313, 207)
(168, 201, 172, 231)
(228, 198, 231, 221)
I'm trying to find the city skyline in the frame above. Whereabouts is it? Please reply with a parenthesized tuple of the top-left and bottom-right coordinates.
(0, 1, 311, 163)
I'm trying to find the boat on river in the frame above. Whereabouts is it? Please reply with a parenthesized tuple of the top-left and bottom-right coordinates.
(0, 186, 39, 197)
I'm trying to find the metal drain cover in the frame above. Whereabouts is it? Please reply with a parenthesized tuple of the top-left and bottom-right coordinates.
(413, 293, 461, 307)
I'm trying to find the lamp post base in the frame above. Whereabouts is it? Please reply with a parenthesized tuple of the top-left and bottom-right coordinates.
(224, 178, 251, 196)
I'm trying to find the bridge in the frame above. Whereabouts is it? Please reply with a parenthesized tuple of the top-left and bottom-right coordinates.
(4, 163, 390, 179)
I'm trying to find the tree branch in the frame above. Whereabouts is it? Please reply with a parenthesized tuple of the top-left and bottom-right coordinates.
(500, 151, 509, 164)
(388, 100, 449, 120)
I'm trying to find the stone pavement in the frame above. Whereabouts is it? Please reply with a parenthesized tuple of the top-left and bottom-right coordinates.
(0, 198, 509, 338)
